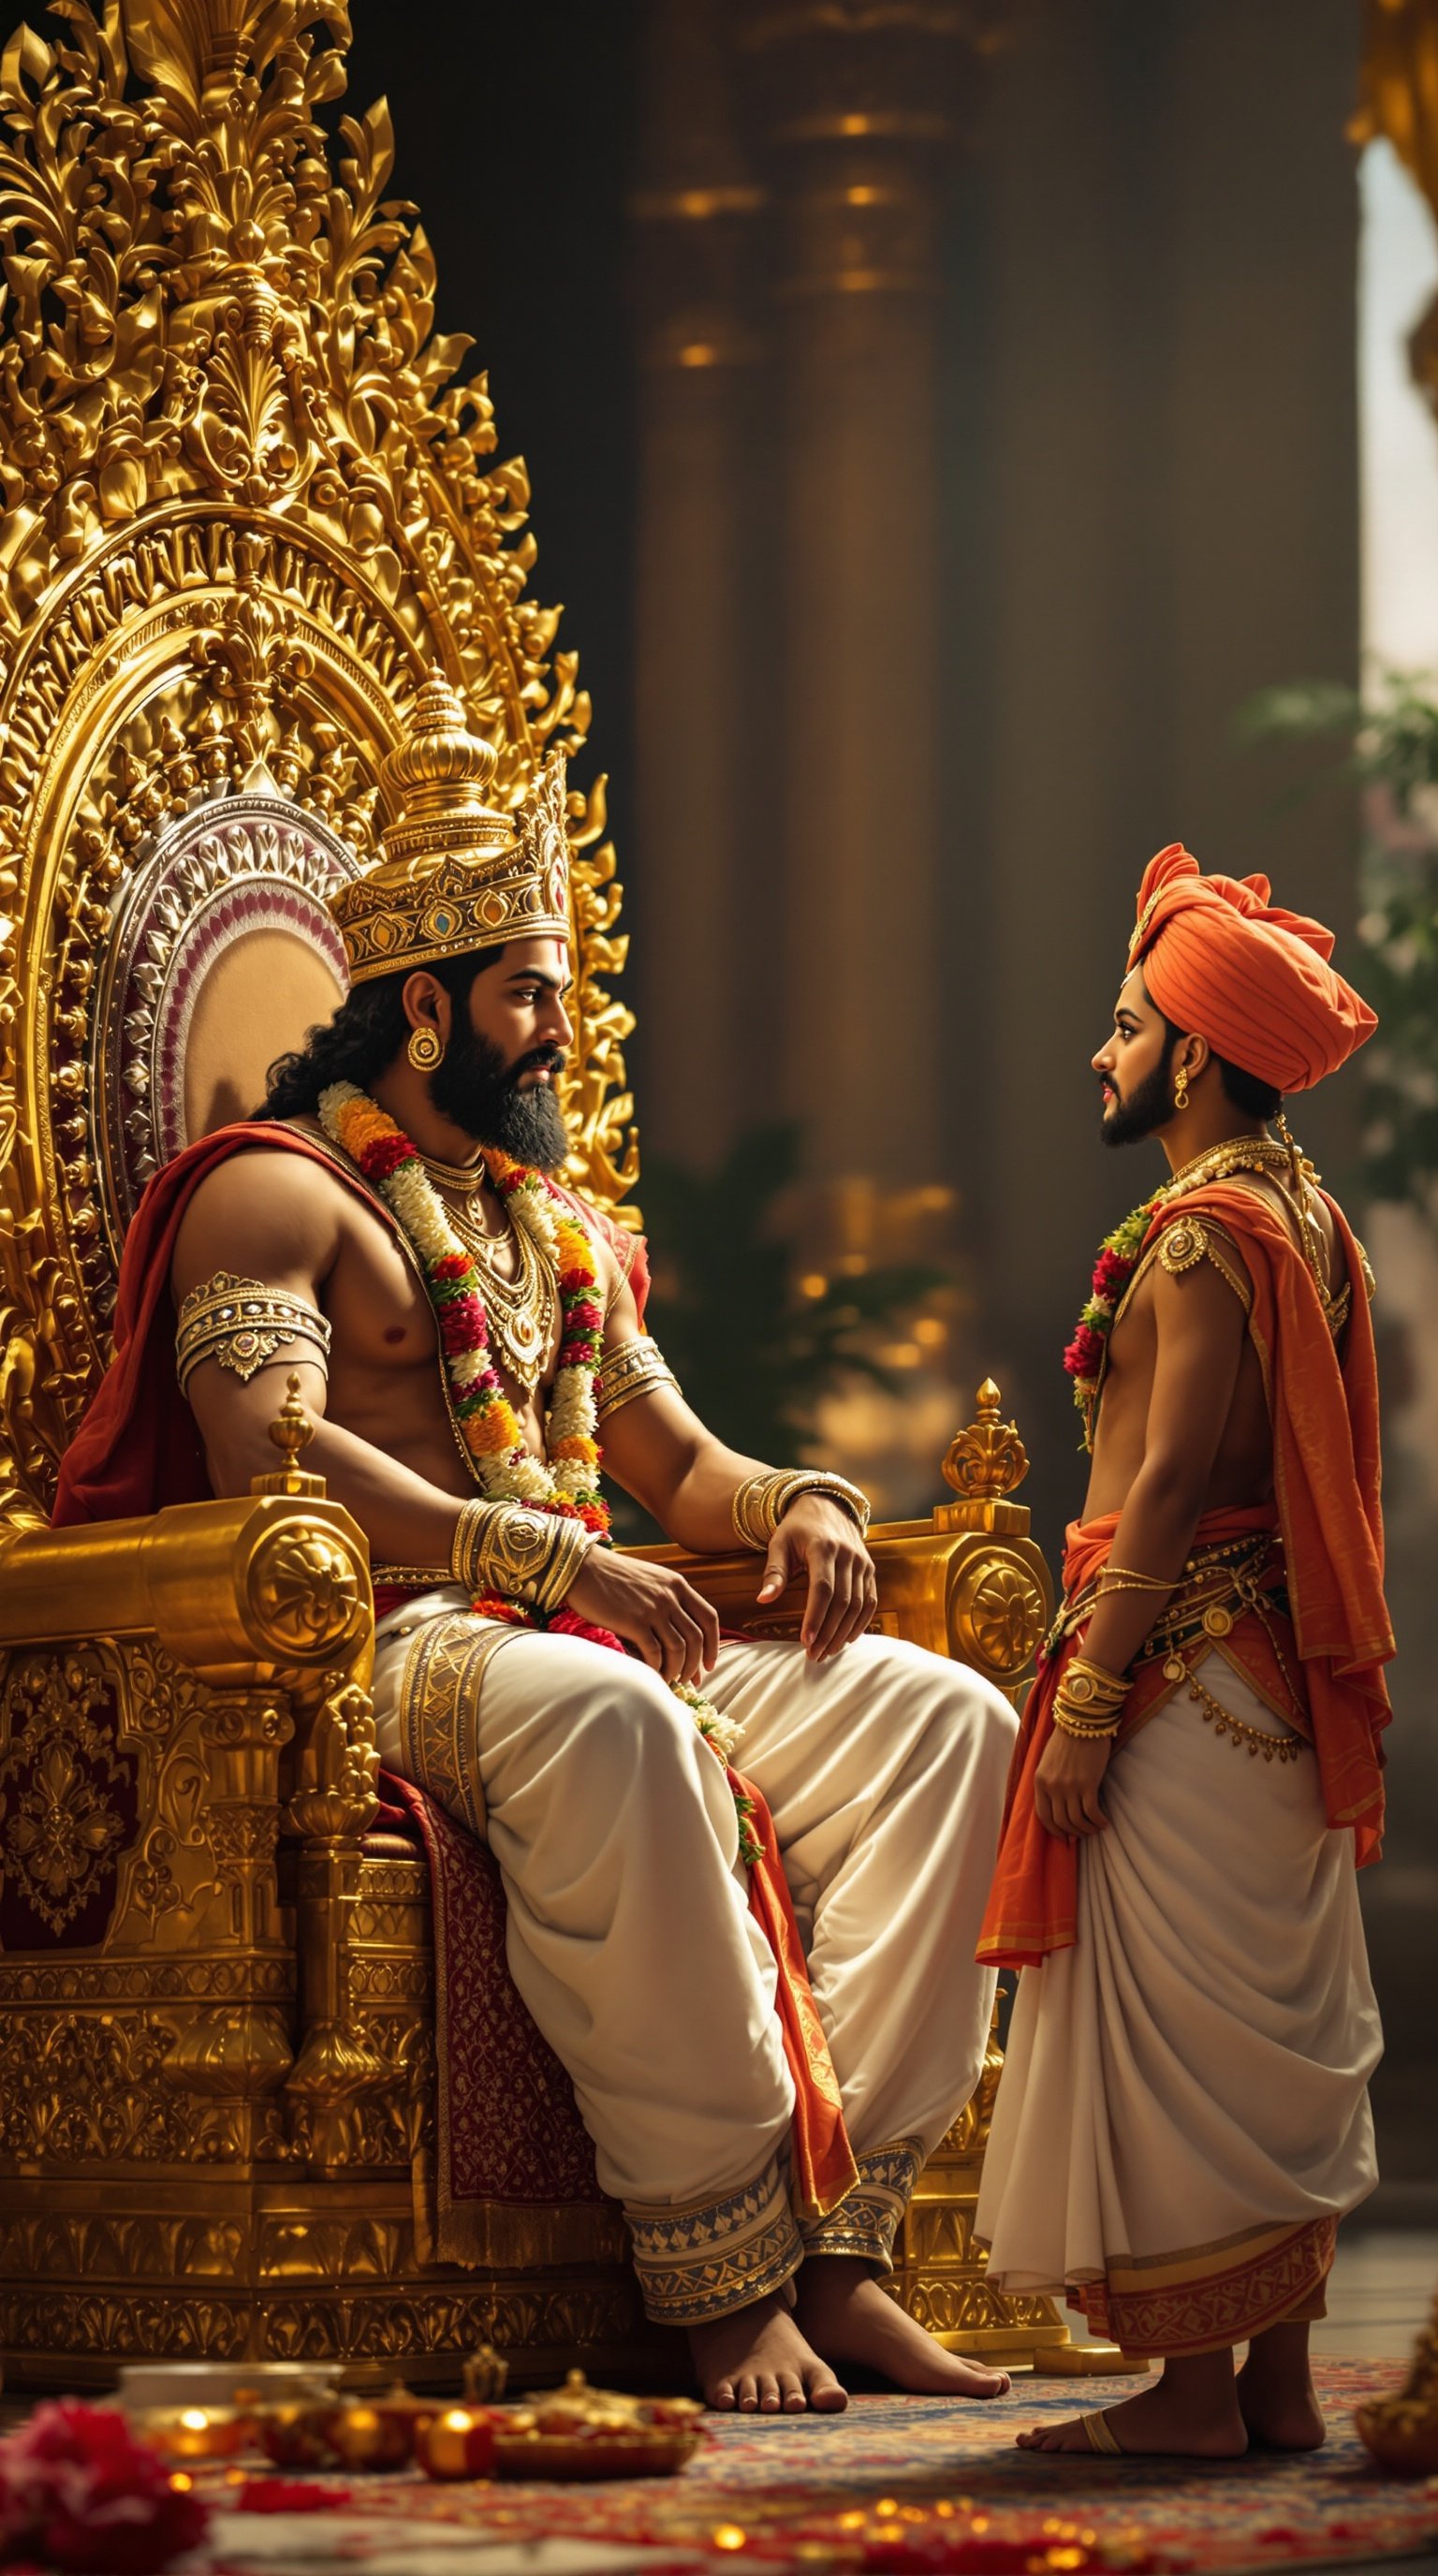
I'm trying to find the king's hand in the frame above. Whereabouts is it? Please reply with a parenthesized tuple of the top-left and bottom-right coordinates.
(758, 1496, 878, 1664)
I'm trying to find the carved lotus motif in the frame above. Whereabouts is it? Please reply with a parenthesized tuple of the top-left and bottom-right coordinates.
(250, 1529, 364, 1656)
(954, 1559, 1046, 1676)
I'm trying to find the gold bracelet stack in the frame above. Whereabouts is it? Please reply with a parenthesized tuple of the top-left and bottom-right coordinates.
(731, 1468, 872, 1550)
(176, 1271, 331, 1393)
(448, 1499, 592, 1614)
(1052, 1654, 1129, 1741)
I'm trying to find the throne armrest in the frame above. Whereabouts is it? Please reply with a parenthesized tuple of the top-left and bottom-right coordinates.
(0, 1494, 374, 1683)
(624, 1381, 1053, 1698)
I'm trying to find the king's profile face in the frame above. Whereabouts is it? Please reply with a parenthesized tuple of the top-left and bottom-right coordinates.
(467, 934, 574, 1085)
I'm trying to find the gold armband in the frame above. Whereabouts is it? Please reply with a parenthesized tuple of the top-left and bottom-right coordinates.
(595, 1339, 680, 1423)
(176, 1271, 331, 1394)
(449, 1499, 592, 1614)
(731, 1468, 872, 1551)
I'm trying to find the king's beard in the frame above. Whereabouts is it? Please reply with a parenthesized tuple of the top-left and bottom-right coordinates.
(429, 1026, 571, 1168)
(1100, 1056, 1176, 1149)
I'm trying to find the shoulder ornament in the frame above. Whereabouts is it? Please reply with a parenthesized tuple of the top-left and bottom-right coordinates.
(1157, 1220, 1206, 1276)
(1156, 1217, 1252, 1310)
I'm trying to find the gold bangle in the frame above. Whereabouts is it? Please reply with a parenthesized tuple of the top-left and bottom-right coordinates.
(449, 1500, 573, 1606)
(530, 1515, 592, 1613)
(1062, 1655, 1128, 1708)
(731, 1468, 872, 1550)
(1052, 1705, 1122, 1741)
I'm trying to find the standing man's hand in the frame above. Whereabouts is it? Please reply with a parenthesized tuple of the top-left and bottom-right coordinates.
(1034, 1730, 1111, 1840)
(758, 1497, 877, 1662)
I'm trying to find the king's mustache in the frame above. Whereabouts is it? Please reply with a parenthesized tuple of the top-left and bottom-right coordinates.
(507, 1045, 566, 1083)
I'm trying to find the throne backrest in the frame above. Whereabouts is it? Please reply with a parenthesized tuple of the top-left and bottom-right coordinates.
(0, 0, 638, 1533)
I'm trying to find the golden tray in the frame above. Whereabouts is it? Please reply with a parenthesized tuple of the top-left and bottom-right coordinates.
(492, 2426, 704, 2481)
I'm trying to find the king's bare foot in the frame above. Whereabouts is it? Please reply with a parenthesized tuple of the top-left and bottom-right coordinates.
(688, 2291, 847, 2413)
(795, 2257, 1011, 2398)
(1017, 2372, 1246, 2457)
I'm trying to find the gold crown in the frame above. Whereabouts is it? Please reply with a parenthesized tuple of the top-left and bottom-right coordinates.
(330, 668, 572, 984)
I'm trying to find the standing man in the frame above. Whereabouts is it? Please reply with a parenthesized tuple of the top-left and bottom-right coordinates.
(976, 844, 1390, 2458)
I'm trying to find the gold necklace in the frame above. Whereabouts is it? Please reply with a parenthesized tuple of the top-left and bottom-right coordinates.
(442, 1193, 557, 1393)
(419, 1149, 487, 1196)
(1161, 1134, 1294, 1198)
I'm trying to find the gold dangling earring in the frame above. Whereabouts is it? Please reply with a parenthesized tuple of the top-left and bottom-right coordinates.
(1173, 1063, 1189, 1113)
(407, 1024, 444, 1073)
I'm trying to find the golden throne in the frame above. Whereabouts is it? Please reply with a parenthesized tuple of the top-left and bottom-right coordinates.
(0, 0, 1066, 2390)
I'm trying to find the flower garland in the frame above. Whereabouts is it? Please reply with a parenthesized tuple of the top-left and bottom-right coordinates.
(1063, 1193, 1161, 1449)
(318, 1081, 608, 1533)
(317, 1083, 760, 1861)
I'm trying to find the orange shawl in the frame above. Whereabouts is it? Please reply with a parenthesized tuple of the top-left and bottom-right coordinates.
(978, 1180, 1392, 1969)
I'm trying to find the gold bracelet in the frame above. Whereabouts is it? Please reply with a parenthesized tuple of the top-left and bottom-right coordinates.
(1095, 1565, 1175, 1595)
(1052, 1703, 1122, 1741)
(530, 1515, 593, 1613)
(731, 1468, 872, 1550)
(449, 1500, 575, 1606)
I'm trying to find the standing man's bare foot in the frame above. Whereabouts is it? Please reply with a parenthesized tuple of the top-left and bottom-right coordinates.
(1017, 2355, 1246, 2457)
(795, 2257, 1011, 2398)
(688, 2291, 848, 2413)
(1237, 2320, 1327, 2452)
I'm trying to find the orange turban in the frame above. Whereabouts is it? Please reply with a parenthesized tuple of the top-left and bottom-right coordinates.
(1129, 844, 1376, 1095)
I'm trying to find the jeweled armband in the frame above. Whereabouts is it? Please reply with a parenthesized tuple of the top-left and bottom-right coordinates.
(595, 1339, 679, 1423)
(176, 1271, 331, 1394)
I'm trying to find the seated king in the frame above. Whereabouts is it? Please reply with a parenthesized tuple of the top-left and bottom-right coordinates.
(54, 671, 1019, 2416)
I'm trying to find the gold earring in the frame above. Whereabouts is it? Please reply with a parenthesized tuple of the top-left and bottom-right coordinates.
(407, 1025, 444, 1073)
(1174, 1064, 1189, 1113)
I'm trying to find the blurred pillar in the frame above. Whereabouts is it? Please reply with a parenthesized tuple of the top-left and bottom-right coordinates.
(631, 0, 765, 1164)
(739, 2, 992, 1197)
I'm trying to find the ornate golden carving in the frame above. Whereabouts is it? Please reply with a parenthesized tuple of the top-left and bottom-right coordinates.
(0, 0, 638, 1528)
(286, 1676, 378, 1843)
(0, 1647, 134, 1931)
(247, 1524, 367, 1661)
(949, 1555, 1046, 1677)
(941, 1379, 1030, 1506)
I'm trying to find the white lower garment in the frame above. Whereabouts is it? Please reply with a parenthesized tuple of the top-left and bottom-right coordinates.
(976, 1651, 1381, 2354)
(373, 1598, 1018, 2320)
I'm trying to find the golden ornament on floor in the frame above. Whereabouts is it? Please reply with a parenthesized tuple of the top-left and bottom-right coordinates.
(1356, 2289, 1438, 2475)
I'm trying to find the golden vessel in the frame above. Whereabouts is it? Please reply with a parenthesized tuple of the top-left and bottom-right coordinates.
(0, 0, 1066, 2387)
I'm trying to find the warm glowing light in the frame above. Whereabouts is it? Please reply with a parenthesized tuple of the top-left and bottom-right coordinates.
(168, 2473, 193, 2494)
(678, 343, 719, 368)
(914, 1316, 946, 1347)
(179, 2410, 210, 2432)
(881, 1342, 921, 1368)
(440, 2408, 475, 2432)
(800, 1272, 828, 1298)
(712, 2527, 747, 2552)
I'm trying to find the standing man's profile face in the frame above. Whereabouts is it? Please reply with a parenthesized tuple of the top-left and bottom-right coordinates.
(1092, 969, 1179, 1149)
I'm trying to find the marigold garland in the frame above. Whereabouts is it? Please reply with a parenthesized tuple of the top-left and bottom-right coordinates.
(317, 1083, 759, 1857)
(1064, 1195, 1160, 1449)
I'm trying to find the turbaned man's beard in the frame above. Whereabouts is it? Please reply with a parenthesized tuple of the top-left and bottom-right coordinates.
(1100, 1056, 1177, 1149)
(430, 1026, 571, 1168)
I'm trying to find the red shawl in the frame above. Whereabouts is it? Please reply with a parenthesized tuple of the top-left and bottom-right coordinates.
(53, 1122, 856, 2218)
(978, 1180, 1392, 1970)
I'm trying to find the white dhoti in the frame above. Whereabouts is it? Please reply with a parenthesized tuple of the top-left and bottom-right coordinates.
(373, 1597, 1017, 2324)
(976, 1652, 1381, 2355)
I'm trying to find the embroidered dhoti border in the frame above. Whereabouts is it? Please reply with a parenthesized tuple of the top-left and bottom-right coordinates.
(976, 1652, 1381, 2356)
(374, 1608, 1017, 2323)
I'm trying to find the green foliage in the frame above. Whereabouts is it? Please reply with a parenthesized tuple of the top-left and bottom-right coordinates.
(637, 1122, 946, 1465)
(1240, 668, 1438, 1218)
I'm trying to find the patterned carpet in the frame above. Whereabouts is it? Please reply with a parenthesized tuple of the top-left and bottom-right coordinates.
(201, 2361, 1438, 2573)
